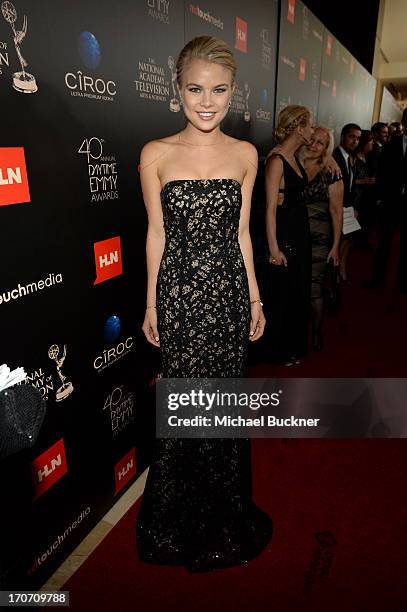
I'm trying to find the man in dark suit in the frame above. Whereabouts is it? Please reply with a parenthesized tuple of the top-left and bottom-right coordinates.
(369, 108, 407, 292)
(333, 123, 362, 280)
(333, 123, 361, 205)
(367, 122, 389, 176)
(365, 123, 389, 239)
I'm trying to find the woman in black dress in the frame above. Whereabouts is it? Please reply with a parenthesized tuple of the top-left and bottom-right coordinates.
(353, 130, 376, 250)
(265, 105, 314, 365)
(137, 36, 272, 572)
(299, 126, 344, 350)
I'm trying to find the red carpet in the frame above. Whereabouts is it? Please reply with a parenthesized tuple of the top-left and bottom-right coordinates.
(61, 240, 407, 611)
(62, 439, 407, 612)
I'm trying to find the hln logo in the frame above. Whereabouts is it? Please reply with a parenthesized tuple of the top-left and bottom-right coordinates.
(237, 29, 246, 42)
(31, 438, 68, 501)
(118, 460, 133, 480)
(99, 250, 119, 268)
(94, 236, 122, 284)
(0, 167, 22, 185)
(287, 0, 296, 23)
(115, 448, 136, 494)
(37, 454, 62, 482)
(235, 17, 247, 53)
(0, 147, 31, 206)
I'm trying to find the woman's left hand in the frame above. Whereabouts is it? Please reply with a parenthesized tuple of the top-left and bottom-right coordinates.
(327, 246, 340, 266)
(249, 302, 266, 341)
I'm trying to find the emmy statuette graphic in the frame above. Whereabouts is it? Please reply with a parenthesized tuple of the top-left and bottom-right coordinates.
(168, 56, 180, 112)
(48, 344, 74, 402)
(1, 0, 37, 93)
(244, 81, 251, 122)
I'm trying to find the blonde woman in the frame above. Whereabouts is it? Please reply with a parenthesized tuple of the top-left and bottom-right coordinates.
(299, 126, 344, 350)
(265, 105, 314, 365)
(137, 36, 272, 572)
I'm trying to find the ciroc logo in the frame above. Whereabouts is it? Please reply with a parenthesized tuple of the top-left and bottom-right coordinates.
(93, 336, 134, 372)
(65, 32, 116, 102)
(256, 89, 271, 122)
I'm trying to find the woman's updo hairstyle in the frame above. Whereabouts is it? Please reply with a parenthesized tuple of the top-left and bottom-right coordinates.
(274, 105, 311, 144)
(176, 36, 237, 87)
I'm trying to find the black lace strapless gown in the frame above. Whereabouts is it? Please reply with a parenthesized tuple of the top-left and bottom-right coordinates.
(136, 178, 273, 572)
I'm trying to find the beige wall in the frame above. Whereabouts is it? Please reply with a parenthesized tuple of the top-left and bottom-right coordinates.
(372, 0, 406, 122)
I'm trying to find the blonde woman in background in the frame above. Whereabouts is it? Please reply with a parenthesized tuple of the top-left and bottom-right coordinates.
(265, 105, 314, 365)
(299, 126, 344, 351)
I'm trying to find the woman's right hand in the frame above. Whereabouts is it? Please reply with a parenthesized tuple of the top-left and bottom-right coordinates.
(142, 308, 160, 347)
(269, 249, 287, 266)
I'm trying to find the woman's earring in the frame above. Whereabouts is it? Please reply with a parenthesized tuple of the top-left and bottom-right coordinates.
(228, 100, 231, 107)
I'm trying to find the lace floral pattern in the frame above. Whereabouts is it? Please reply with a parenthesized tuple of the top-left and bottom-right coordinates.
(157, 179, 250, 378)
(303, 170, 341, 298)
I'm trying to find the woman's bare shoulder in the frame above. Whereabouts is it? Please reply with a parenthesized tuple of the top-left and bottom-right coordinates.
(228, 138, 258, 168)
(228, 137, 256, 153)
(265, 149, 284, 166)
(140, 134, 181, 169)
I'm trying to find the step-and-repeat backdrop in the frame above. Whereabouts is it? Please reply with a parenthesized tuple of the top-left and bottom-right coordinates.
(0, 0, 376, 590)
(276, 0, 377, 143)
